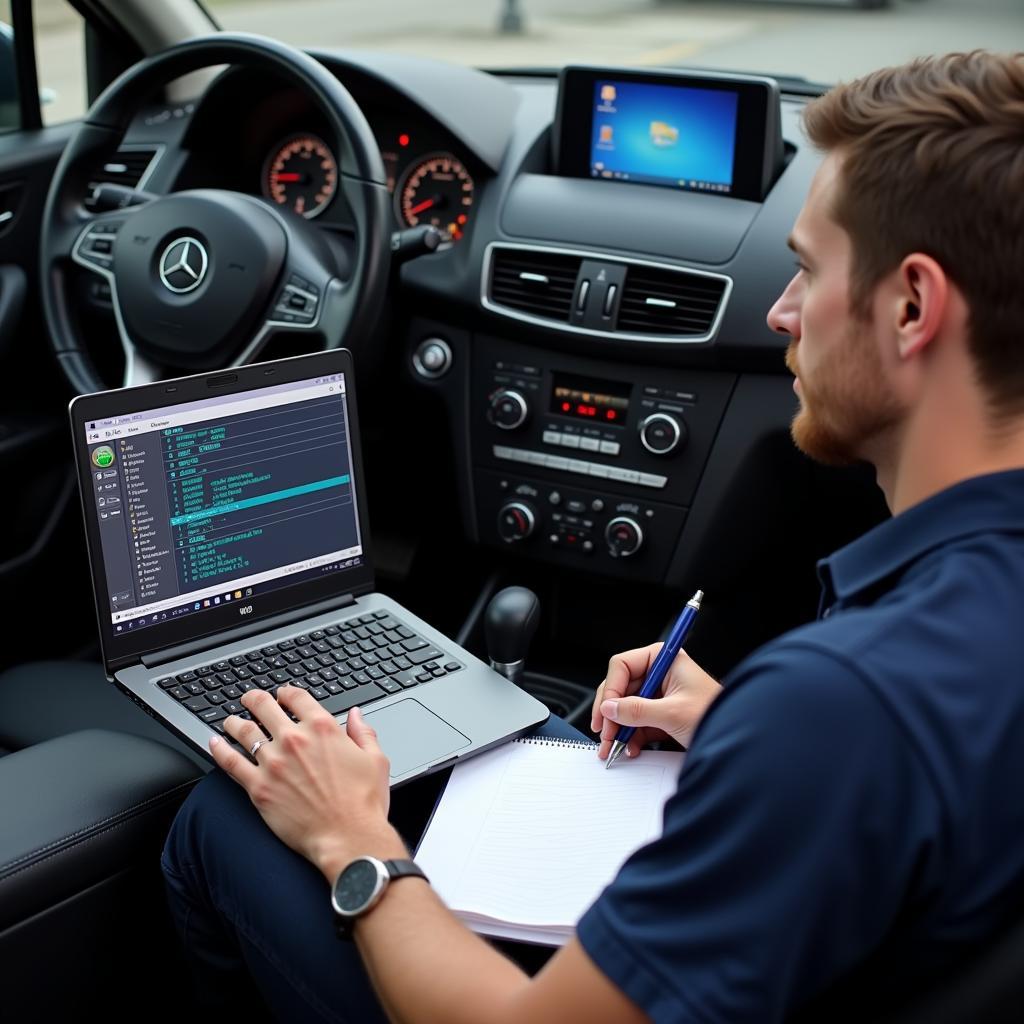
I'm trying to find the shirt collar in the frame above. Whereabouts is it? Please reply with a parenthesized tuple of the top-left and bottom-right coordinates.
(818, 468, 1024, 609)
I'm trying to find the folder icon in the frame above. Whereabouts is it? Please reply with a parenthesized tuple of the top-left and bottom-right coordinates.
(650, 121, 679, 147)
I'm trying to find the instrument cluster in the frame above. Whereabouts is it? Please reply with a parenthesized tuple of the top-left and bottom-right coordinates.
(261, 118, 475, 244)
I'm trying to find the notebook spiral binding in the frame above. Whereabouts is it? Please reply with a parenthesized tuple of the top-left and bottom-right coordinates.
(514, 737, 598, 748)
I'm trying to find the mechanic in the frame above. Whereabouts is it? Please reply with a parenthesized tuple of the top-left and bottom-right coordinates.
(161, 50, 1024, 1023)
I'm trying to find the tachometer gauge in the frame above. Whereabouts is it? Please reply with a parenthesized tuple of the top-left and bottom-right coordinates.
(396, 152, 474, 242)
(263, 134, 338, 219)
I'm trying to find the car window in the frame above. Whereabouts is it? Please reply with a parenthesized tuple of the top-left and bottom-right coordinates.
(204, 0, 1023, 86)
(34, 0, 87, 125)
(0, 3, 17, 133)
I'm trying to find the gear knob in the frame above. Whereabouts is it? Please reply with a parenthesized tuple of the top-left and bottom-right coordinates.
(485, 586, 540, 684)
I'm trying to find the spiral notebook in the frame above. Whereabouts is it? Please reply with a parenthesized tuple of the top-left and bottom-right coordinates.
(415, 736, 685, 946)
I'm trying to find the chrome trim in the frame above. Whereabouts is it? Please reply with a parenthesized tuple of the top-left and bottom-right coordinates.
(481, 242, 732, 345)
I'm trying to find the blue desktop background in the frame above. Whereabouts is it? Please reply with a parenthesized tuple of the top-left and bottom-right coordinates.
(590, 80, 739, 189)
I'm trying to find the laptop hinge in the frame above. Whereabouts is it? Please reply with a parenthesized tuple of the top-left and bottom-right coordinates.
(141, 593, 358, 669)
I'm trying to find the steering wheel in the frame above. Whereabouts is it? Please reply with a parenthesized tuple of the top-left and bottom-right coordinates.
(40, 33, 391, 395)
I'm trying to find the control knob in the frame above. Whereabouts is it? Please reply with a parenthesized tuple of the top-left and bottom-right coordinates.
(639, 412, 686, 456)
(605, 516, 644, 558)
(488, 389, 530, 431)
(498, 501, 536, 543)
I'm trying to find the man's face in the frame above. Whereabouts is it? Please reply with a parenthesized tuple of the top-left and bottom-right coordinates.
(766, 153, 903, 466)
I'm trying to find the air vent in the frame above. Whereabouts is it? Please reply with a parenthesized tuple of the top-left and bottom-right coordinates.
(85, 146, 160, 206)
(617, 265, 727, 337)
(488, 248, 582, 323)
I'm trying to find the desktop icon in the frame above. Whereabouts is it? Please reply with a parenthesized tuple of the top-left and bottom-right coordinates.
(649, 121, 679, 148)
(195, 602, 201, 610)
(600, 84, 616, 102)
(599, 124, 613, 144)
(234, 591, 242, 600)
(214, 597, 221, 605)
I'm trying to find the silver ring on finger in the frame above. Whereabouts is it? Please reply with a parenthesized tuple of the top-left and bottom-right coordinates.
(249, 738, 267, 758)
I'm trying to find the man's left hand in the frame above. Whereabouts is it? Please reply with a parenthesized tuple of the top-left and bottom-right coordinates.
(211, 686, 404, 881)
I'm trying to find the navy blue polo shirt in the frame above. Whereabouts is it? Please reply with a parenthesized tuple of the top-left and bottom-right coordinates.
(577, 469, 1024, 1023)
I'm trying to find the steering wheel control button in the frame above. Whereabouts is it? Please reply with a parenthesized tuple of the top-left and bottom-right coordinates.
(412, 337, 453, 379)
(74, 221, 124, 271)
(606, 517, 644, 558)
(639, 413, 685, 456)
(488, 389, 529, 430)
(272, 275, 320, 326)
(158, 236, 209, 294)
(497, 501, 536, 543)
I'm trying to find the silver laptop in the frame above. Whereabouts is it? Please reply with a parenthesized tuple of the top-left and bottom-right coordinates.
(69, 350, 548, 785)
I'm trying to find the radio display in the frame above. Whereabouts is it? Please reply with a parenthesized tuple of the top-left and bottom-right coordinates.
(551, 373, 631, 427)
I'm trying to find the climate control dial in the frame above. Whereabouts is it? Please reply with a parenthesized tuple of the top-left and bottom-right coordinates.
(639, 412, 686, 456)
(498, 501, 537, 543)
(605, 517, 644, 558)
(488, 389, 530, 431)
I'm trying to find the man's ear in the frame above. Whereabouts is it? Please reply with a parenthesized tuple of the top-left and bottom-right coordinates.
(894, 254, 948, 360)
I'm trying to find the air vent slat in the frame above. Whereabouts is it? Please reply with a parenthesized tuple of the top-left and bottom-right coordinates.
(85, 146, 159, 207)
(617, 264, 727, 337)
(488, 248, 582, 323)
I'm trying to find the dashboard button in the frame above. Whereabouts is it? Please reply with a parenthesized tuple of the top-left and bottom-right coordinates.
(579, 437, 600, 452)
(639, 473, 668, 489)
(599, 441, 621, 456)
(542, 430, 561, 446)
(561, 434, 581, 449)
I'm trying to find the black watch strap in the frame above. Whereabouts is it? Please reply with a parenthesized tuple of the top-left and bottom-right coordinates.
(384, 858, 428, 883)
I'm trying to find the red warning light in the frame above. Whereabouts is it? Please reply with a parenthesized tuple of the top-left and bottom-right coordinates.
(398, 134, 410, 147)
(561, 402, 571, 412)
(606, 409, 617, 420)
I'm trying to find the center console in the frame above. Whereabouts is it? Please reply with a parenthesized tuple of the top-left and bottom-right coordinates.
(461, 334, 735, 583)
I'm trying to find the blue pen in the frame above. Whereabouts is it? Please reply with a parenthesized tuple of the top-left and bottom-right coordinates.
(606, 589, 703, 770)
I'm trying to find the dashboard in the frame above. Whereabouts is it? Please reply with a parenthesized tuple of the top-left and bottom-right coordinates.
(88, 50, 838, 614)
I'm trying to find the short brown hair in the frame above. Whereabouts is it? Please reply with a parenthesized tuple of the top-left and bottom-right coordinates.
(803, 51, 1024, 417)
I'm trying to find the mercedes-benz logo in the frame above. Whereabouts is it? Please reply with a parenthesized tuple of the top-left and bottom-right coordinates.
(158, 237, 209, 294)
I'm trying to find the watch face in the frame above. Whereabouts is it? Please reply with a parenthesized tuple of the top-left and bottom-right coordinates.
(333, 858, 385, 915)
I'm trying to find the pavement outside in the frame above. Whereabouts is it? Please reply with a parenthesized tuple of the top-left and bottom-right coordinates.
(22, 0, 1024, 129)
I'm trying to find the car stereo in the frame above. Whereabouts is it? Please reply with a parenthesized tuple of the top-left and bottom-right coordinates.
(553, 66, 784, 202)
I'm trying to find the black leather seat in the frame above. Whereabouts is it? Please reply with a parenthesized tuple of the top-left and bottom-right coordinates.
(0, 661, 207, 1018)
(0, 659, 209, 770)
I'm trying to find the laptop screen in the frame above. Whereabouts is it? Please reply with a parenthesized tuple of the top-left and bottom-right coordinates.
(80, 371, 366, 643)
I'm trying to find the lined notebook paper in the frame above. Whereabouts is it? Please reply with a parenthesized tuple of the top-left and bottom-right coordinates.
(415, 737, 684, 946)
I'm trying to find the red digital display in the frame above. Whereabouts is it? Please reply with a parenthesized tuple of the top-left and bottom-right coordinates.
(551, 374, 630, 427)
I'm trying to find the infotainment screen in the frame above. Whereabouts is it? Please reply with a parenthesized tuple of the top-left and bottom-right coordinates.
(555, 67, 783, 202)
(589, 80, 739, 193)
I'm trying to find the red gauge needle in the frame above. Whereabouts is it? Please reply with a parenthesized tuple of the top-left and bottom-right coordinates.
(408, 198, 436, 216)
(276, 173, 302, 182)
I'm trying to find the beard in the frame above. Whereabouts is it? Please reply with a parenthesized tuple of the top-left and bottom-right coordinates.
(784, 327, 902, 467)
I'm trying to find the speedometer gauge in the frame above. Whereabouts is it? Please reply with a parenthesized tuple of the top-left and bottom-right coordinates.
(263, 134, 338, 219)
(396, 152, 474, 242)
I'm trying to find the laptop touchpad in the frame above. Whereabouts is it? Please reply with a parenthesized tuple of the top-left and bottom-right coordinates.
(364, 699, 471, 778)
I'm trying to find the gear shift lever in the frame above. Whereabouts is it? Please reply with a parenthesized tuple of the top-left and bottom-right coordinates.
(485, 586, 539, 686)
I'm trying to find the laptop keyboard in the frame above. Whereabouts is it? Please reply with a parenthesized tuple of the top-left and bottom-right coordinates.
(154, 609, 463, 736)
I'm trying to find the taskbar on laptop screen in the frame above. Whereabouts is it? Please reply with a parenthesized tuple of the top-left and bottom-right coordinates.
(81, 372, 365, 640)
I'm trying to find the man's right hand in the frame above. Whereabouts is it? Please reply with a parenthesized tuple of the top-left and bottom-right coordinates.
(590, 643, 722, 760)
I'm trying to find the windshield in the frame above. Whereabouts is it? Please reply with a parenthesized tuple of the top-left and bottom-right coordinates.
(206, 0, 1023, 87)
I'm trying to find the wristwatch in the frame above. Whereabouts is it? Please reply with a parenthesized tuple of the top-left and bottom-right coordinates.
(331, 856, 429, 939)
